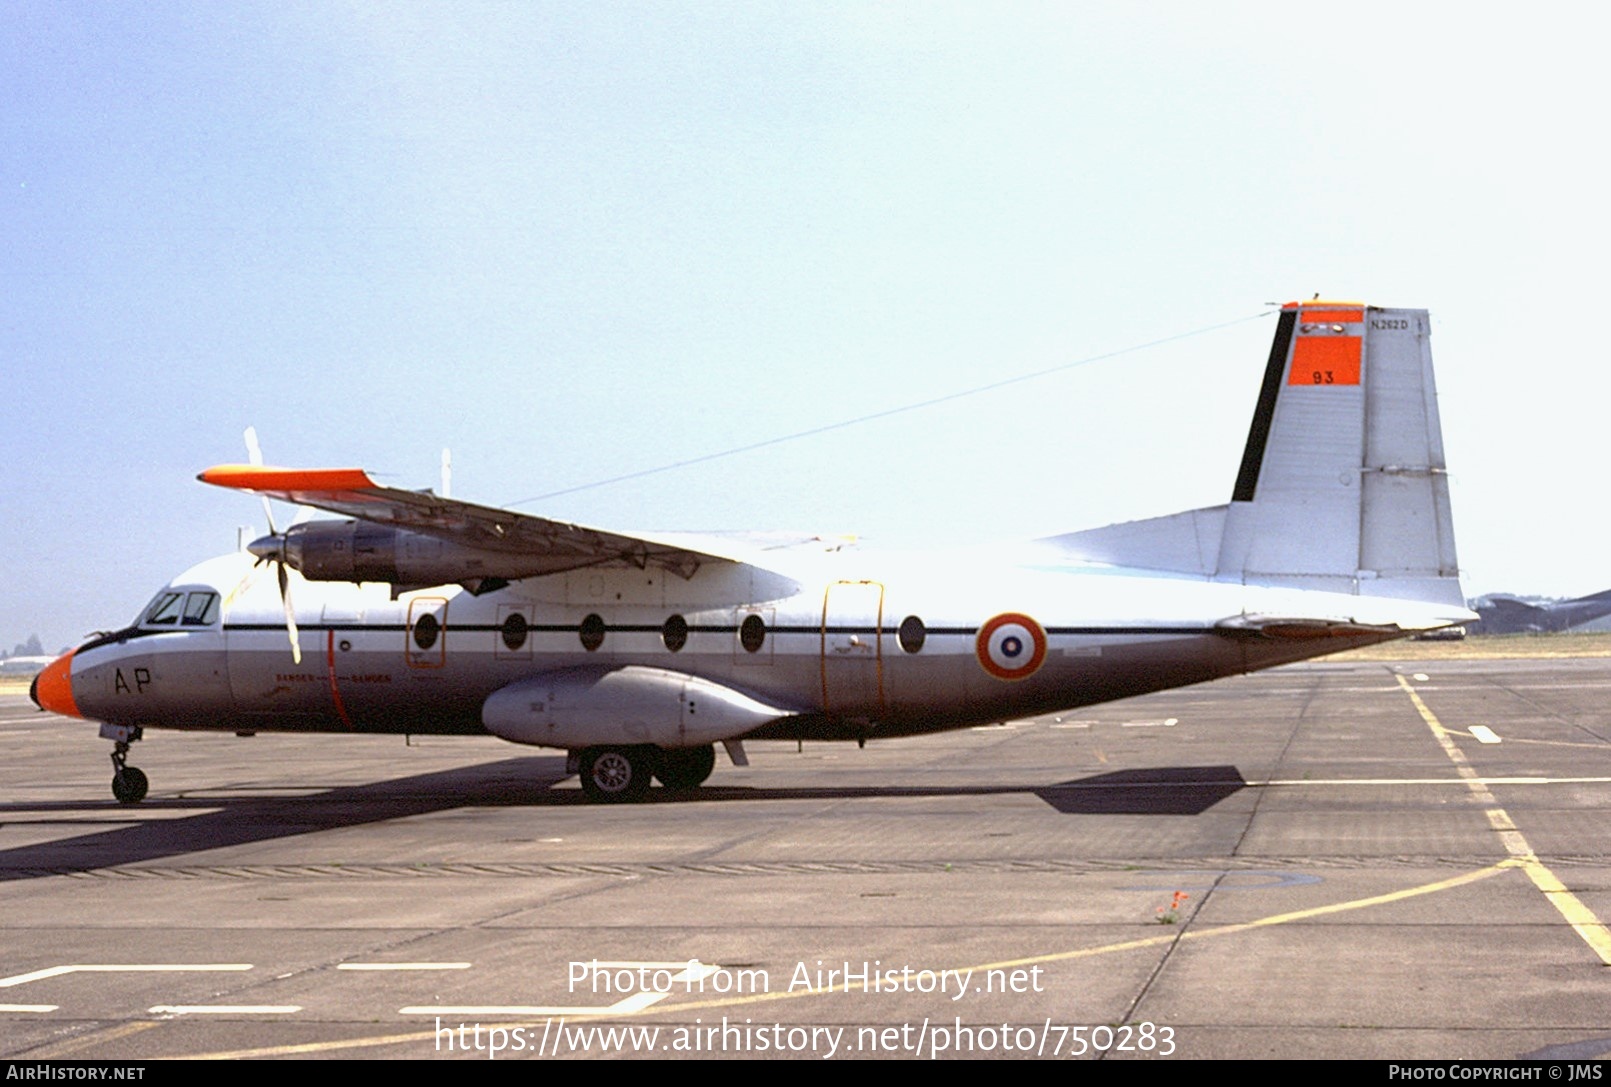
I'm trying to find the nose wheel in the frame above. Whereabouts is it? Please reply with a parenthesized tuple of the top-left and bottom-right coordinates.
(112, 765, 148, 805)
(105, 726, 147, 805)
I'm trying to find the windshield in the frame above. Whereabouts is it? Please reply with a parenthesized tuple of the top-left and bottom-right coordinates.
(139, 589, 221, 628)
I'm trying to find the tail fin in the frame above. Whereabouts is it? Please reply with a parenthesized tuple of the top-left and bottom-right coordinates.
(1216, 302, 1461, 605)
(1050, 301, 1464, 608)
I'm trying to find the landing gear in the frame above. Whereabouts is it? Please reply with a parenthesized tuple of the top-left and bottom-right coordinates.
(654, 744, 716, 790)
(578, 746, 654, 804)
(112, 766, 148, 805)
(105, 725, 147, 805)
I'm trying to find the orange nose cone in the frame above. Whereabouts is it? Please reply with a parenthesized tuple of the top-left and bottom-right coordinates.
(31, 650, 81, 719)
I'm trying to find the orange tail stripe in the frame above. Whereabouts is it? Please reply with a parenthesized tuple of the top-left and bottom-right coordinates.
(1299, 308, 1364, 324)
(1289, 336, 1362, 385)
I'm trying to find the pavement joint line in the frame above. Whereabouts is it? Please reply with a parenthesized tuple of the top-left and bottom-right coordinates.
(1395, 673, 1611, 966)
(21, 1020, 161, 1059)
(149, 1005, 302, 1015)
(175, 862, 1515, 1060)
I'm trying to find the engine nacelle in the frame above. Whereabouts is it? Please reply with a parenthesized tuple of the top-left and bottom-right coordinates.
(283, 520, 552, 585)
(482, 666, 792, 749)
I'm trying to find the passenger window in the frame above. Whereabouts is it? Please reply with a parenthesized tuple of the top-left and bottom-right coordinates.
(182, 592, 220, 626)
(144, 592, 184, 626)
(898, 615, 926, 654)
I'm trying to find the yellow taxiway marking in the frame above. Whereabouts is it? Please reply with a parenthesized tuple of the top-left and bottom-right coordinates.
(1396, 674, 1611, 965)
(178, 862, 1512, 1060)
(1258, 775, 1611, 786)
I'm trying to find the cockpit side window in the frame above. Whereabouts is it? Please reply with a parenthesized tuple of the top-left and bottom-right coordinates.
(182, 591, 220, 626)
(144, 592, 184, 626)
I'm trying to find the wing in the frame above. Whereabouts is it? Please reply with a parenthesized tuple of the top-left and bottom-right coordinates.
(199, 464, 729, 580)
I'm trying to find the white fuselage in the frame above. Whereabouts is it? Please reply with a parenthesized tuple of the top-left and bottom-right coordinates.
(59, 541, 1410, 747)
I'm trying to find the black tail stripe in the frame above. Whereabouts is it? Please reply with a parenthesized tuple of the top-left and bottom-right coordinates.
(1231, 308, 1297, 503)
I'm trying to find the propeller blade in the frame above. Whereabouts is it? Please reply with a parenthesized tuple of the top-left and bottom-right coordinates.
(276, 561, 301, 666)
(243, 426, 278, 535)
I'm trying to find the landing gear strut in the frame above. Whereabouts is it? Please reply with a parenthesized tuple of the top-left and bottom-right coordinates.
(103, 725, 147, 805)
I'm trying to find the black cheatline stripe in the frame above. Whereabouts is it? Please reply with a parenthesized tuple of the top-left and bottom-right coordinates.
(227, 623, 407, 633)
(1230, 307, 1297, 503)
(1046, 626, 1214, 636)
(225, 622, 1215, 637)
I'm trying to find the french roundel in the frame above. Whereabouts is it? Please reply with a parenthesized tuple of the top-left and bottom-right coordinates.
(975, 612, 1047, 681)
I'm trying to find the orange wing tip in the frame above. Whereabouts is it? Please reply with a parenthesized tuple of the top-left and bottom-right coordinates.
(198, 465, 379, 492)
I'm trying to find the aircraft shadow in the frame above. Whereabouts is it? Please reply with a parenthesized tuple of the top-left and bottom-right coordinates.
(0, 761, 1245, 881)
(680, 765, 1247, 816)
(1034, 765, 1247, 815)
(0, 756, 571, 882)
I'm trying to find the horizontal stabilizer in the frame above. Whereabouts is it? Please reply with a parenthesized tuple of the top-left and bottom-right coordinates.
(1043, 507, 1226, 576)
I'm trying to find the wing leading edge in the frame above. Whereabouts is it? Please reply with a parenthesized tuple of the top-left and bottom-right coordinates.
(198, 464, 729, 581)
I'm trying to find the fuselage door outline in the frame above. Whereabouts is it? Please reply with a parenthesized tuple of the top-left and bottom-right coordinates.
(406, 596, 449, 669)
(821, 580, 885, 715)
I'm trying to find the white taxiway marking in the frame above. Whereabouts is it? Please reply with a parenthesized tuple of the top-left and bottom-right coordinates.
(1469, 725, 1502, 744)
(0, 1005, 58, 1013)
(337, 963, 471, 971)
(1412, 673, 1430, 681)
(403, 991, 666, 1017)
(402, 961, 722, 1018)
(1121, 717, 1178, 728)
(0, 964, 252, 988)
(149, 1005, 301, 1015)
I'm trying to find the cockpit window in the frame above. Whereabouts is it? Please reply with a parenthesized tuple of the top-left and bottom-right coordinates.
(143, 592, 184, 626)
(182, 591, 220, 626)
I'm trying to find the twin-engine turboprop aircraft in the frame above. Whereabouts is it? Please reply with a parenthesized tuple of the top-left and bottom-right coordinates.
(32, 302, 1475, 804)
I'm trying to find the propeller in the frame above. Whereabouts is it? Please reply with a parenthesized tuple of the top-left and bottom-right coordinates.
(243, 427, 302, 665)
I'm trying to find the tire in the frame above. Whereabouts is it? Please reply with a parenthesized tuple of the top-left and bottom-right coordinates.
(112, 767, 149, 805)
(654, 744, 716, 789)
(578, 746, 652, 803)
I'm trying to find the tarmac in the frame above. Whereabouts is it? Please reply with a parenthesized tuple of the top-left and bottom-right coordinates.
(4, 655, 1611, 1060)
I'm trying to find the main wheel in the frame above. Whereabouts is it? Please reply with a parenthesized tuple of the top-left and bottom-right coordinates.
(112, 766, 148, 805)
(578, 746, 652, 803)
(654, 744, 716, 789)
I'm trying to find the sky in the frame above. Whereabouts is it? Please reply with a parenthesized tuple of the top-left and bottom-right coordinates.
(5, 2, 1610, 653)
